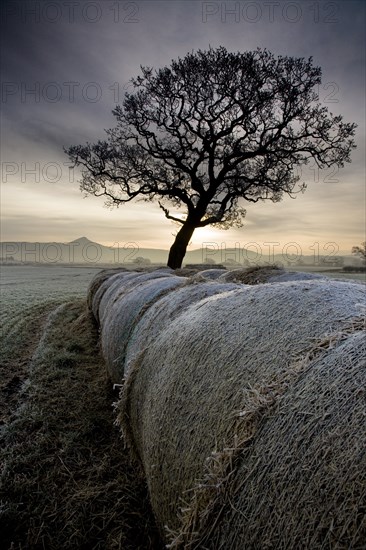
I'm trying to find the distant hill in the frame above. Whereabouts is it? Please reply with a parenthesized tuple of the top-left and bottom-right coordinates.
(0, 237, 359, 268)
(0, 236, 258, 265)
(0, 236, 252, 265)
(0, 237, 166, 265)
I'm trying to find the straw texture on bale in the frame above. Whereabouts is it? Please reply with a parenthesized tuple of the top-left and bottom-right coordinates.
(101, 275, 186, 382)
(124, 281, 240, 375)
(118, 279, 366, 543)
(178, 328, 366, 550)
(217, 265, 283, 284)
(218, 266, 325, 285)
(197, 269, 227, 280)
(266, 270, 326, 283)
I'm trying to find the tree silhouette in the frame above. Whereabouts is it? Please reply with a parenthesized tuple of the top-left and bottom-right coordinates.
(65, 47, 356, 269)
(133, 256, 151, 266)
(352, 242, 366, 262)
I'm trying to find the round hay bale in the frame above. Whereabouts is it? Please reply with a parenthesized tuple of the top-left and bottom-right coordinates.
(124, 281, 240, 375)
(218, 265, 284, 284)
(174, 268, 201, 277)
(86, 267, 129, 311)
(197, 269, 228, 280)
(92, 271, 139, 322)
(190, 330, 366, 550)
(119, 279, 366, 540)
(266, 270, 326, 283)
(101, 276, 186, 382)
(98, 270, 175, 325)
(142, 266, 174, 275)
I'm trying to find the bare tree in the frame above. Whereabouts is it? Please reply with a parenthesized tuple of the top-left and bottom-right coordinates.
(65, 47, 356, 269)
(133, 256, 151, 266)
(352, 242, 366, 263)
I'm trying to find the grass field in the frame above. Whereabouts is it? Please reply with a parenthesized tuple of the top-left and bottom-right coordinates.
(0, 266, 101, 423)
(0, 265, 162, 550)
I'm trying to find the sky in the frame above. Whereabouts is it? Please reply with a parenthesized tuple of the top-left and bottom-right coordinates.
(1, 0, 365, 258)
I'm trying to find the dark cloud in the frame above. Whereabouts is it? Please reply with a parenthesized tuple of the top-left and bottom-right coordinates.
(1, 0, 364, 249)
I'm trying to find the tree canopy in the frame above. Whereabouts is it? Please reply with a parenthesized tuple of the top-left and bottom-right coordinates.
(352, 242, 366, 262)
(66, 47, 356, 268)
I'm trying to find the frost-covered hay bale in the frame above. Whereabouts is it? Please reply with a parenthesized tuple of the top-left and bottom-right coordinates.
(86, 267, 128, 311)
(218, 265, 284, 284)
(197, 269, 228, 280)
(201, 330, 366, 550)
(125, 281, 240, 375)
(98, 270, 175, 325)
(267, 270, 326, 283)
(142, 266, 174, 275)
(120, 279, 366, 537)
(219, 266, 327, 285)
(102, 276, 186, 382)
(174, 268, 201, 277)
(92, 271, 139, 322)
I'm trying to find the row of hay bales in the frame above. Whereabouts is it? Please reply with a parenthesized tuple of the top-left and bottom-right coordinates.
(87, 267, 366, 548)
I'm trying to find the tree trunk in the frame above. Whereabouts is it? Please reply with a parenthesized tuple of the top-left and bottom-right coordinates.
(167, 220, 196, 269)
